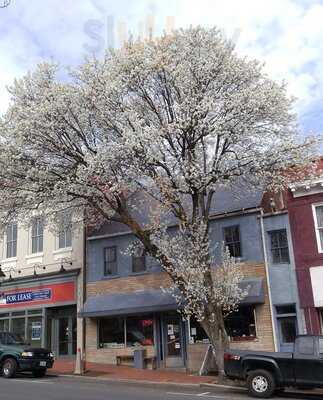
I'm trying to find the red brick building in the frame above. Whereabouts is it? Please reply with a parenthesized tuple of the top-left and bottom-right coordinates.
(287, 159, 323, 334)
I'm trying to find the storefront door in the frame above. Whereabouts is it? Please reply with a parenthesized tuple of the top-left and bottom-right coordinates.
(52, 316, 76, 357)
(278, 316, 297, 352)
(163, 314, 185, 368)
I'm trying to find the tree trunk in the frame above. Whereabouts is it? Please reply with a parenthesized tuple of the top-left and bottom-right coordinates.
(201, 312, 229, 383)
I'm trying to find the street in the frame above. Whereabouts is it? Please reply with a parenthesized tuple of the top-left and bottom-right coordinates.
(0, 375, 322, 400)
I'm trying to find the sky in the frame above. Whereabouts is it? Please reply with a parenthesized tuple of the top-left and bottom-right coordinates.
(0, 0, 322, 137)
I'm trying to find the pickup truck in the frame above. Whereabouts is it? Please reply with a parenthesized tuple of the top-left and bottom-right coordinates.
(224, 335, 323, 398)
(0, 331, 54, 378)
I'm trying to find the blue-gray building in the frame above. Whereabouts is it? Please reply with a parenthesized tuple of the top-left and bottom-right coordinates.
(80, 188, 301, 371)
(262, 211, 305, 352)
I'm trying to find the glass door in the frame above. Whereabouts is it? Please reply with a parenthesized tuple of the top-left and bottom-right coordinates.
(164, 314, 184, 368)
(59, 317, 69, 355)
(53, 316, 77, 357)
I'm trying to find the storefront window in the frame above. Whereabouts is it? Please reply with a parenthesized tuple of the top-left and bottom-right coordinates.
(126, 317, 154, 346)
(99, 317, 125, 348)
(189, 318, 210, 344)
(225, 306, 256, 340)
(0, 319, 9, 332)
(190, 306, 256, 344)
(11, 318, 25, 339)
(27, 317, 42, 348)
(98, 316, 155, 348)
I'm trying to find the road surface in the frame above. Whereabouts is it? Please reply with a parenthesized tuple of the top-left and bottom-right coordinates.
(0, 374, 321, 400)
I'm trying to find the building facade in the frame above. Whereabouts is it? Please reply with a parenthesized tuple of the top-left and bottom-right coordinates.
(0, 218, 84, 361)
(287, 174, 323, 335)
(262, 211, 304, 352)
(81, 190, 276, 372)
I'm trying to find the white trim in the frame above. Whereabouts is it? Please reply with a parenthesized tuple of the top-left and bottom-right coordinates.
(1, 257, 18, 264)
(25, 252, 44, 265)
(53, 247, 72, 255)
(310, 266, 323, 307)
(311, 203, 323, 254)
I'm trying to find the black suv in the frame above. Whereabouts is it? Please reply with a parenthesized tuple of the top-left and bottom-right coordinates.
(0, 332, 54, 378)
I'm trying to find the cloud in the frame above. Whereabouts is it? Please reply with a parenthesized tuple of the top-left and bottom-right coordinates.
(0, 0, 322, 136)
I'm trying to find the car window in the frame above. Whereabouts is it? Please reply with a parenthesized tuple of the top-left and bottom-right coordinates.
(298, 337, 314, 355)
(319, 338, 323, 355)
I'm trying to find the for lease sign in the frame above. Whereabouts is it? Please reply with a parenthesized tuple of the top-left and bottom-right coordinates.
(0, 281, 75, 308)
(0, 289, 51, 305)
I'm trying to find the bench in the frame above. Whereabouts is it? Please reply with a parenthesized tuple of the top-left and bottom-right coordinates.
(116, 354, 157, 369)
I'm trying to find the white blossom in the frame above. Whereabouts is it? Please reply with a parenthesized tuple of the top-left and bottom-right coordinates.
(0, 27, 317, 377)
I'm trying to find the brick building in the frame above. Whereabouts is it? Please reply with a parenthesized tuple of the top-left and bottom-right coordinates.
(287, 159, 323, 334)
(80, 188, 276, 372)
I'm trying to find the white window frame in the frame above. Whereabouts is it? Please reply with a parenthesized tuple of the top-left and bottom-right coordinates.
(312, 203, 323, 253)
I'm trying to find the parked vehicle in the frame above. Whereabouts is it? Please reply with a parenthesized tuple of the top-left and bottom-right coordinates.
(224, 335, 323, 398)
(0, 332, 54, 378)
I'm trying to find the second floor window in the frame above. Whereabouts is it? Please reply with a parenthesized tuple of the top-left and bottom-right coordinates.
(6, 222, 17, 258)
(269, 229, 289, 263)
(104, 246, 117, 276)
(58, 213, 72, 249)
(31, 218, 43, 254)
(313, 204, 323, 252)
(224, 225, 241, 258)
(132, 247, 146, 273)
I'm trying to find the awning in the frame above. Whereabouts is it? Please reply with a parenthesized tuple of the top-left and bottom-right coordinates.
(79, 278, 264, 318)
(79, 288, 178, 318)
(78, 278, 265, 317)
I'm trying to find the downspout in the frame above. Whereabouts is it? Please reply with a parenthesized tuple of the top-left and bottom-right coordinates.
(259, 209, 279, 352)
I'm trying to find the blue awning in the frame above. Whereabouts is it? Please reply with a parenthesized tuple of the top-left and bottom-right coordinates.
(79, 278, 264, 318)
(79, 288, 178, 318)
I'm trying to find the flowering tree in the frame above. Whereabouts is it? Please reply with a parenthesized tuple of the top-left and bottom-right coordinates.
(0, 27, 315, 378)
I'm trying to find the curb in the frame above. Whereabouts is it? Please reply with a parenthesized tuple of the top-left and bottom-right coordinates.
(48, 373, 206, 388)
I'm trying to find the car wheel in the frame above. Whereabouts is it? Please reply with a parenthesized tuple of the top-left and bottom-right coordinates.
(32, 369, 46, 378)
(2, 358, 18, 379)
(247, 369, 276, 398)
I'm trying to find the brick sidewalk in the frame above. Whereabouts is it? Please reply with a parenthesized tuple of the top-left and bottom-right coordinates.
(50, 358, 216, 385)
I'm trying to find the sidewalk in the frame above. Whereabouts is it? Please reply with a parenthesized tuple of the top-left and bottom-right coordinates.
(50, 358, 217, 385)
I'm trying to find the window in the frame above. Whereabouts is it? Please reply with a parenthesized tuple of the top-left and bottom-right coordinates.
(269, 229, 289, 264)
(132, 247, 146, 273)
(104, 246, 117, 275)
(31, 218, 43, 253)
(58, 212, 72, 249)
(319, 338, 323, 355)
(225, 306, 256, 340)
(298, 336, 314, 355)
(276, 304, 296, 315)
(279, 317, 297, 344)
(223, 225, 241, 258)
(98, 316, 155, 348)
(126, 317, 154, 346)
(6, 222, 17, 258)
(189, 306, 256, 344)
(0, 319, 9, 332)
(99, 317, 124, 348)
(189, 318, 210, 344)
(11, 318, 25, 339)
(313, 204, 323, 252)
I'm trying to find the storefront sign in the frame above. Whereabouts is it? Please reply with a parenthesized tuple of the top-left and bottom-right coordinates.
(4, 289, 51, 305)
(31, 322, 42, 340)
(0, 281, 75, 308)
